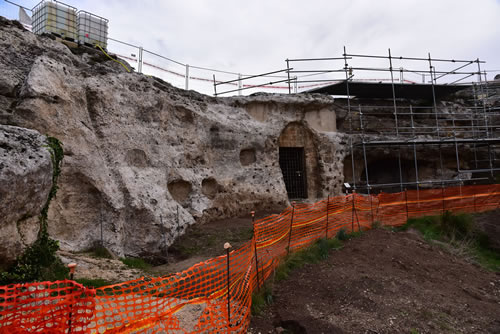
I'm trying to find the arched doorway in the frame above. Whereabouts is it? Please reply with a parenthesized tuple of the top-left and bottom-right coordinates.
(278, 122, 320, 199)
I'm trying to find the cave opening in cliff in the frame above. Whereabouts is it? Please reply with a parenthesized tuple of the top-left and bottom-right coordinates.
(278, 122, 321, 200)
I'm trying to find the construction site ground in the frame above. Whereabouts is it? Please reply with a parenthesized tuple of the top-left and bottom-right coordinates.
(67, 212, 276, 283)
(64, 209, 500, 333)
(249, 224, 500, 334)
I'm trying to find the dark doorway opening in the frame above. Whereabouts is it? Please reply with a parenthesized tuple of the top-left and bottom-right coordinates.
(279, 147, 308, 199)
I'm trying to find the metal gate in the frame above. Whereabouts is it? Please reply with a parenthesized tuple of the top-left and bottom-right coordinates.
(279, 147, 308, 199)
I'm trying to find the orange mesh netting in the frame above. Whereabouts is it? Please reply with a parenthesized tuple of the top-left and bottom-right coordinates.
(1, 184, 499, 333)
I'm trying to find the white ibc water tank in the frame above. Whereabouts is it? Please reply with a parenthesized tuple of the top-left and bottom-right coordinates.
(31, 1, 77, 40)
(77, 11, 108, 49)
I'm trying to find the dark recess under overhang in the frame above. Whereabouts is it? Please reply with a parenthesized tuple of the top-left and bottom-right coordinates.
(305, 80, 471, 100)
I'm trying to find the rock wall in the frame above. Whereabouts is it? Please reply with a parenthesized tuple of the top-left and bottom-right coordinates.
(0, 18, 345, 261)
(0, 124, 53, 266)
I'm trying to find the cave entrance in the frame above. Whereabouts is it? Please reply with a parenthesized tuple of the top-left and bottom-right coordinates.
(279, 147, 308, 199)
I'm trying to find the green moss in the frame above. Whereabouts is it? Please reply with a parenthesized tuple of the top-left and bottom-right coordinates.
(0, 137, 68, 284)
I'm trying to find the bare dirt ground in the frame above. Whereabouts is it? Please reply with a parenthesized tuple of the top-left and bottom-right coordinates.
(249, 228, 500, 334)
(475, 209, 500, 252)
(151, 211, 277, 275)
(58, 250, 144, 282)
(60, 211, 277, 283)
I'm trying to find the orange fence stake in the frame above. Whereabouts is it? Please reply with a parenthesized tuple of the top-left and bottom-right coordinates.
(251, 211, 261, 290)
(224, 242, 232, 330)
(325, 195, 330, 239)
(286, 201, 296, 256)
(404, 188, 409, 221)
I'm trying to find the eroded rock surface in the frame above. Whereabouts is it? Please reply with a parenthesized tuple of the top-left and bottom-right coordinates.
(0, 17, 344, 261)
(0, 124, 53, 266)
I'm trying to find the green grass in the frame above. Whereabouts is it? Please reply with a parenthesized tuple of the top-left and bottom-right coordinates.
(472, 246, 500, 272)
(399, 211, 500, 272)
(76, 278, 112, 288)
(251, 284, 274, 315)
(120, 257, 152, 270)
(251, 237, 344, 315)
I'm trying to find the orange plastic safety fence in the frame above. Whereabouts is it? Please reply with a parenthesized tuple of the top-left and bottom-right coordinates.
(1, 184, 499, 333)
(0, 280, 96, 333)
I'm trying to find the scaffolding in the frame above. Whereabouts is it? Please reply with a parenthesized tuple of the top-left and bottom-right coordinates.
(285, 48, 500, 194)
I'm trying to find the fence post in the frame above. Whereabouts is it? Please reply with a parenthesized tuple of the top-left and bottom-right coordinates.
(160, 215, 168, 258)
(286, 59, 291, 94)
(251, 211, 261, 290)
(286, 202, 295, 257)
(185, 64, 189, 90)
(213, 75, 217, 96)
(224, 242, 232, 329)
(351, 193, 355, 233)
(353, 193, 361, 232)
(138, 46, 143, 73)
(238, 73, 242, 95)
(441, 186, 445, 213)
(67, 263, 77, 333)
(325, 195, 330, 239)
(404, 188, 409, 221)
(473, 193, 477, 212)
(100, 209, 103, 247)
(370, 192, 374, 225)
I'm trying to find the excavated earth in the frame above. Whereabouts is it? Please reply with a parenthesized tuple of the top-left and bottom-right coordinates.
(250, 228, 500, 334)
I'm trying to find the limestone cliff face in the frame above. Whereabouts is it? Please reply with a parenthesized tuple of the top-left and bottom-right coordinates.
(0, 18, 344, 260)
(0, 124, 53, 266)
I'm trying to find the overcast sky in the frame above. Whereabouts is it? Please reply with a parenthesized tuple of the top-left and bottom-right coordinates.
(1, 0, 499, 92)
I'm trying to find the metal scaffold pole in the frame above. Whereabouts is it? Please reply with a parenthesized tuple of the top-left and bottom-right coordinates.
(344, 46, 357, 192)
(388, 48, 404, 192)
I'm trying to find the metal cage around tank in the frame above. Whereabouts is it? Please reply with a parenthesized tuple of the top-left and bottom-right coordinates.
(31, 0, 77, 41)
(77, 10, 108, 49)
